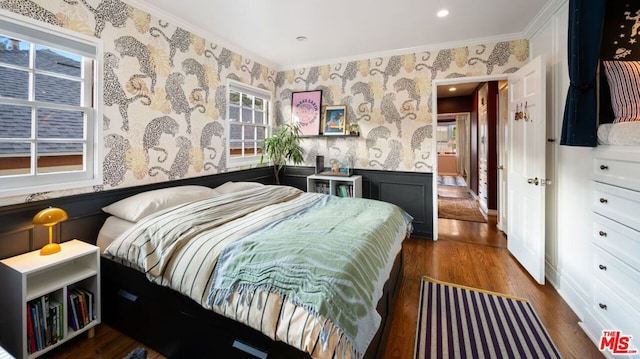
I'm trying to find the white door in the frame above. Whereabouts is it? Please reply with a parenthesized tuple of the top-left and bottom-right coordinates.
(507, 56, 546, 284)
(498, 85, 509, 232)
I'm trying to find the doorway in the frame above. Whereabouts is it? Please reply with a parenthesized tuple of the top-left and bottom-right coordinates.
(431, 75, 508, 241)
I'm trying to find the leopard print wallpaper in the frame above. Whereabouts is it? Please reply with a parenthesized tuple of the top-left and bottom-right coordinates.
(275, 41, 529, 172)
(0, 0, 274, 206)
(0, 0, 529, 206)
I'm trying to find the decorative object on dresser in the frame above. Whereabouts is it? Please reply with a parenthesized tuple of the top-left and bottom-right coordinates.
(32, 207, 68, 256)
(581, 147, 640, 358)
(0, 240, 100, 359)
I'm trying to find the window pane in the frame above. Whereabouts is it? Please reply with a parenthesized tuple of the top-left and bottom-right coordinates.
(256, 141, 264, 154)
(0, 104, 31, 138)
(255, 111, 264, 124)
(229, 104, 240, 121)
(38, 108, 84, 139)
(229, 141, 243, 157)
(242, 108, 253, 123)
(37, 141, 83, 173)
(0, 142, 30, 176)
(229, 90, 240, 105)
(244, 125, 255, 140)
(35, 74, 81, 105)
(244, 141, 258, 156)
(255, 98, 263, 111)
(0, 36, 29, 67)
(242, 93, 252, 108)
(35, 45, 82, 77)
(230, 123, 242, 140)
(0, 67, 29, 99)
(256, 127, 265, 140)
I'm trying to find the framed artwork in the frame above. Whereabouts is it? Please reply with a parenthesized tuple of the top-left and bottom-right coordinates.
(291, 90, 322, 136)
(322, 105, 347, 135)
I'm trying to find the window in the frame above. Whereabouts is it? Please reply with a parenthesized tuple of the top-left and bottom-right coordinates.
(0, 17, 100, 196)
(437, 122, 456, 154)
(226, 80, 271, 167)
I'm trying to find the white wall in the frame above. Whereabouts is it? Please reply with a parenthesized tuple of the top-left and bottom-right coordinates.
(530, 0, 592, 318)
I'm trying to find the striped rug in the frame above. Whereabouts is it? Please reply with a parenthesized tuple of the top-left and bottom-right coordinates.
(415, 277, 561, 359)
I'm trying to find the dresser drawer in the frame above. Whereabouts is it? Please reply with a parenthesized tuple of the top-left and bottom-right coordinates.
(593, 148, 640, 192)
(592, 245, 640, 301)
(591, 280, 640, 342)
(593, 214, 640, 270)
(593, 182, 640, 232)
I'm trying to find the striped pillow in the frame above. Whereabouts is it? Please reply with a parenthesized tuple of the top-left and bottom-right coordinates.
(603, 61, 640, 123)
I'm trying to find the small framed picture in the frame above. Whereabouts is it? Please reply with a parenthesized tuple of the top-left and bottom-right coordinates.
(291, 90, 322, 136)
(322, 105, 347, 135)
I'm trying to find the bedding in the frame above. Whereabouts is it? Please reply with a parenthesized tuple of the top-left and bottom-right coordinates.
(602, 61, 640, 123)
(103, 184, 412, 359)
(597, 121, 640, 145)
(101, 185, 218, 222)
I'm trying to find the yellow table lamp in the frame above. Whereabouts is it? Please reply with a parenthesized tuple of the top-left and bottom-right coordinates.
(33, 207, 68, 255)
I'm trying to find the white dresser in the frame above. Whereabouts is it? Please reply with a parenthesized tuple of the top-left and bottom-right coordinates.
(581, 146, 640, 358)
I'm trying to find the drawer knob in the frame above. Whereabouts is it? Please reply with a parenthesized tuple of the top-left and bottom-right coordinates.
(599, 303, 607, 310)
(600, 198, 608, 204)
(598, 264, 607, 271)
(600, 165, 609, 170)
(598, 231, 607, 237)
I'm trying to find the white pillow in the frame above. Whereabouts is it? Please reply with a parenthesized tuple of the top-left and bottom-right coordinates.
(213, 181, 264, 195)
(603, 61, 640, 123)
(102, 185, 217, 222)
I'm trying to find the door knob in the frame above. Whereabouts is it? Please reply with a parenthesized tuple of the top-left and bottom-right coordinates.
(497, 165, 504, 170)
(527, 177, 539, 185)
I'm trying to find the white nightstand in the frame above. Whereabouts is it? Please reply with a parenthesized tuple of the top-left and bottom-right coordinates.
(307, 174, 362, 198)
(0, 240, 100, 359)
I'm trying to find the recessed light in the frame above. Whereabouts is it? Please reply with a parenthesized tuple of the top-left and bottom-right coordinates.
(296, 36, 307, 41)
(437, 9, 449, 18)
(449, 87, 457, 92)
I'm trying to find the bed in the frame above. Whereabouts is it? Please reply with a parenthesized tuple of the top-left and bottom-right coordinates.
(97, 182, 412, 359)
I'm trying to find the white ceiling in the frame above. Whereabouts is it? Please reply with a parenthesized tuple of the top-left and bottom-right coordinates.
(130, 0, 554, 70)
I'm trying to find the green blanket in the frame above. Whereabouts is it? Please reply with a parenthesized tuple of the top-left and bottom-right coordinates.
(209, 195, 412, 357)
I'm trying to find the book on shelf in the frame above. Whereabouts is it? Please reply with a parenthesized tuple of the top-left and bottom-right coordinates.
(337, 184, 353, 198)
(27, 293, 64, 354)
(68, 287, 94, 331)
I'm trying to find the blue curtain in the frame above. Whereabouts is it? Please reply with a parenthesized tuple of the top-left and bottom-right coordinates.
(560, 0, 606, 146)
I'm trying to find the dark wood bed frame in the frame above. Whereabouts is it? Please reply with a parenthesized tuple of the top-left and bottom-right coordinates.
(0, 166, 406, 358)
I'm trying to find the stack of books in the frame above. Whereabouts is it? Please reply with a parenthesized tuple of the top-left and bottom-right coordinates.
(315, 183, 330, 194)
(68, 287, 95, 332)
(26, 295, 63, 354)
(336, 184, 353, 198)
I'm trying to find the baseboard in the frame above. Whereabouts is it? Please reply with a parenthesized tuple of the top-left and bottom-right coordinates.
(546, 265, 589, 321)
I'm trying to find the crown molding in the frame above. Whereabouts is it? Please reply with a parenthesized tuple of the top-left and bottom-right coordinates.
(122, 0, 278, 70)
(277, 32, 526, 71)
(523, 0, 567, 40)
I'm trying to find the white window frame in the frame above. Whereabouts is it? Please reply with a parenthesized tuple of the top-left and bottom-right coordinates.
(226, 79, 272, 168)
(0, 12, 102, 197)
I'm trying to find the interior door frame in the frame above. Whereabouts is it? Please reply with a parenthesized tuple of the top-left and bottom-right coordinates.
(432, 74, 508, 241)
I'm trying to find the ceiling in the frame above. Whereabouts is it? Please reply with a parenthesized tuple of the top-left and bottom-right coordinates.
(131, 0, 553, 70)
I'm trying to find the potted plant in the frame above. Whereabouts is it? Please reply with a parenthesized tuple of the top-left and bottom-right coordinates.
(261, 124, 304, 184)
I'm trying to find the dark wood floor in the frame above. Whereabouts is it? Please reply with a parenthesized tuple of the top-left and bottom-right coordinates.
(43, 216, 603, 359)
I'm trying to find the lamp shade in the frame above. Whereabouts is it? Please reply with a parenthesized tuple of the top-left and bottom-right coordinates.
(33, 207, 68, 255)
(33, 207, 68, 226)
